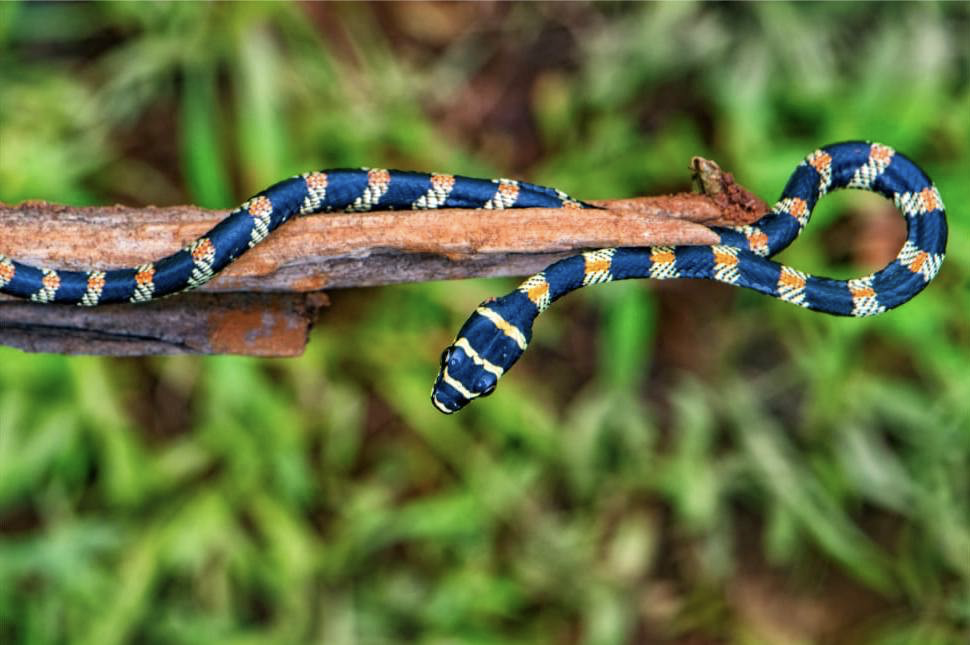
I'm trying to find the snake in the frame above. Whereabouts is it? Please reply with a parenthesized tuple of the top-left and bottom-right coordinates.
(0, 142, 948, 413)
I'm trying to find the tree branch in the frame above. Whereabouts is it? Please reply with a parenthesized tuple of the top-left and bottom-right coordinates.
(0, 159, 768, 356)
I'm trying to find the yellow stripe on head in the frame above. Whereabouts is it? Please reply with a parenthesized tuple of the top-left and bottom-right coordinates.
(442, 368, 478, 400)
(475, 306, 528, 351)
(453, 337, 504, 377)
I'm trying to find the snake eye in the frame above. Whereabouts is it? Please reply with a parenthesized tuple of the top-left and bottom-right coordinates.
(440, 348, 453, 368)
(476, 373, 498, 397)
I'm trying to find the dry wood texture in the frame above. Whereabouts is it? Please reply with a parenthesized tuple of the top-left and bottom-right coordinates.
(0, 160, 768, 356)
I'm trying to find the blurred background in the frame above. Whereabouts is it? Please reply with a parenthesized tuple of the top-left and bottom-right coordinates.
(1, 2, 968, 644)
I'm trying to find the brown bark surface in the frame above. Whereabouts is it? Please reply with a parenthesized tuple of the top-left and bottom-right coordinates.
(0, 159, 768, 356)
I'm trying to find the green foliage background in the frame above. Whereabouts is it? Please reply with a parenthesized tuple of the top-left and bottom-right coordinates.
(1, 2, 968, 643)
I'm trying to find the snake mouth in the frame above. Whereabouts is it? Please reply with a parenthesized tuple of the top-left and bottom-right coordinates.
(431, 373, 469, 414)
(431, 396, 454, 414)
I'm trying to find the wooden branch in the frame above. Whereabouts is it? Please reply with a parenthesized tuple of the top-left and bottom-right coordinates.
(0, 292, 330, 357)
(0, 159, 768, 356)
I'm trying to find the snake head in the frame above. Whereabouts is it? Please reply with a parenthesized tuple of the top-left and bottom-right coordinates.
(431, 294, 535, 414)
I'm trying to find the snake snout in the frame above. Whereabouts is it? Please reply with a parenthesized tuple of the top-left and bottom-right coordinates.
(431, 343, 487, 414)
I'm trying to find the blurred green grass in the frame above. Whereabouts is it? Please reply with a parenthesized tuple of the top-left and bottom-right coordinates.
(1, 2, 968, 644)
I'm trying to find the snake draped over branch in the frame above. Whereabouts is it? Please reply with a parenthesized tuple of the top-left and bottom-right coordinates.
(0, 142, 947, 414)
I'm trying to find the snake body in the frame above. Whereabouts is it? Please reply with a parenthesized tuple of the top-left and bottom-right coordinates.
(430, 142, 947, 413)
(0, 142, 948, 414)
(0, 169, 583, 304)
